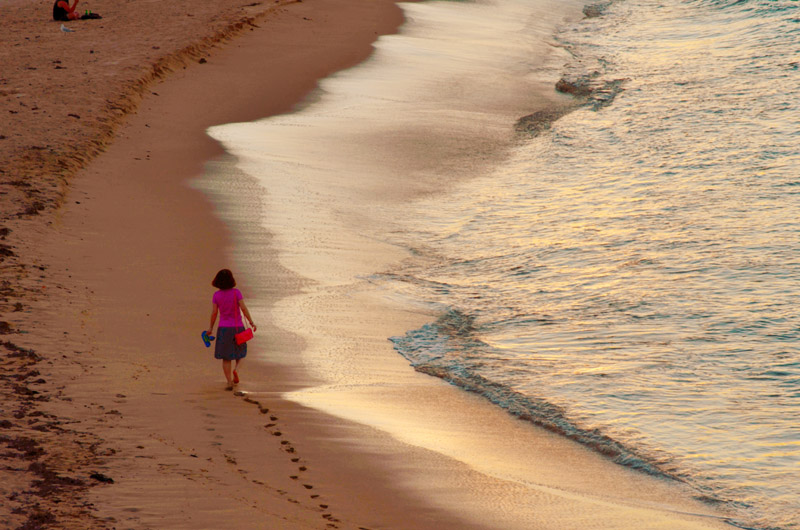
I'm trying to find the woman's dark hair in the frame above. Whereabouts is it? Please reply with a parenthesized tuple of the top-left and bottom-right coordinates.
(212, 269, 236, 290)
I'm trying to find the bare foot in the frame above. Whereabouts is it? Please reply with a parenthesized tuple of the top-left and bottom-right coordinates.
(225, 382, 234, 391)
(233, 370, 240, 384)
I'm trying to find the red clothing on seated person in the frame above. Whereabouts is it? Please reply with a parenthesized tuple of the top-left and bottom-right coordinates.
(53, 0, 80, 21)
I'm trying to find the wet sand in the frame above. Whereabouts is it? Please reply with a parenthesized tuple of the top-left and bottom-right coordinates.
(1, 0, 741, 528)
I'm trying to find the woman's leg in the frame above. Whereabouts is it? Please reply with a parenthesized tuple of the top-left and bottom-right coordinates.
(233, 358, 243, 384)
(222, 359, 233, 388)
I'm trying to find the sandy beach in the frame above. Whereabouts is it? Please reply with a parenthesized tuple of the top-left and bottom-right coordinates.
(3, 0, 440, 527)
(2, 0, 743, 529)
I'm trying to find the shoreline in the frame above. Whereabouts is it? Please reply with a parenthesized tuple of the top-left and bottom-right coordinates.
(2, 0, 742, 529)
(200, 0, 741, 528)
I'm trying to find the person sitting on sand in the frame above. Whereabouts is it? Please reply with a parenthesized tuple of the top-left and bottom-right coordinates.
(206, 269, 257, 391)
(53, 0, 80, 21)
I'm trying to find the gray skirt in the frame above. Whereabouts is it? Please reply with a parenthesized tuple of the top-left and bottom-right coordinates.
(214, 326, 247, 360)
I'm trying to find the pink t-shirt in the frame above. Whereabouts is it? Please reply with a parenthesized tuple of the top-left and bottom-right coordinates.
(213, 288, 244, 327)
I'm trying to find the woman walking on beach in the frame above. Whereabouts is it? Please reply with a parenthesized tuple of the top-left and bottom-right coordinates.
(207, 269, 257, 390)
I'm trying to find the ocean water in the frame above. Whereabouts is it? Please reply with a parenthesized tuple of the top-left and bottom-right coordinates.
(390, 1, 800, 529)
(208, 0, 799, 528)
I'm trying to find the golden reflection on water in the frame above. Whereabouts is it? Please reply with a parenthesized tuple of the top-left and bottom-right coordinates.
(209, 0, 799, 527)
(389, 2, 799, 528)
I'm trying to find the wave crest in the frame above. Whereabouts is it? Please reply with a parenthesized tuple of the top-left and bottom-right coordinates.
(391, 309, 678, 480)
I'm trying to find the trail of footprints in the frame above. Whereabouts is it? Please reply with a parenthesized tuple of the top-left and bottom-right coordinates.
(236, 392, 355, 530)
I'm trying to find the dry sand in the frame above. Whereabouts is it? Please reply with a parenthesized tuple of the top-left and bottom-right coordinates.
(1, 0, 742, 529)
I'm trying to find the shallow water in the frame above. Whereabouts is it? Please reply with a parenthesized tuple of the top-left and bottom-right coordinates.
(391, 1, 800, 528)
(209, 0, 799, 528)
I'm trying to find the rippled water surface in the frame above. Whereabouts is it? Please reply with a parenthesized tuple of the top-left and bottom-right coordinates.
(391, 1, 799, 528)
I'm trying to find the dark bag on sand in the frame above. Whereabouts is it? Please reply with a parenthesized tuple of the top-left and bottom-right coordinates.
(80, 13, 102, 19)
(235, 328, 254, 345)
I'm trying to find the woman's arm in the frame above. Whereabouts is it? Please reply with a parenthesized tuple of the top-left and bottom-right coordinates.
(238, 299, 257, 332)
(207, 303, 218, 335)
